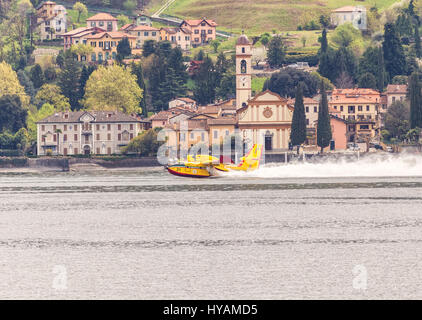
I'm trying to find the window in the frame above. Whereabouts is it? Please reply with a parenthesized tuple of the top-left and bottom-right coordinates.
(96, 148, 100, 154)
(358, 106, 363, 111)
(130, 133, 134, 140)
(305, 107, 309, 113)
(105, 52, 110, 60)
(340, 106, 344, 112)
(96, 134, 100, 140)
(201, 132, 205, 141)
(366, 105, 370, 111)
(208, 29, 212, 34)
(91, 22, 96, 27)
(180, 133, 185, 141)
(112, 52, 117, 60)
(242, 47, 245, 53)
(195, 38, 199, 42)
(98, 53, 103, 62)
(360, 125, 369, 130)
(91, 53, 96, 61)
(194, 30, 199, 34)
(306, 119, 309, 125)
(99, 21, 104, 27)
(241, 60, 247, 74)
(201, 22, 206, 26)
(63, 134, 67, 142)
(107, 147, 111, 155)
(74, 125, 78, 131)
(105, 41, 110, 50)
(99, 42, 103, 47)
(74, 134, 78, 141)
(53, 134, 57, 142)
(96, 124, 100, 131)
(225, 130, 229, 136)
(107, 22, 113, 31)
(118, 124, 121, 130)
(314, 106, 318, 113)
(64, 148, 68, 156)
(107, 124, 111, 131)
(118, 134, 121, 141)
(190, 133, 194, 139)
(53, 125, 57, 131)
(41, 125, 45, 131)
(107, 133, 111, 140)
(130, 124, 134, 130)
(85, 136, 89, 143)
(152, 32, 156, 36)
(144, 32, 149, 36)
(214, 131, 218, 139)
(74, 148, 78, 154)
(348, 106, 355, 113)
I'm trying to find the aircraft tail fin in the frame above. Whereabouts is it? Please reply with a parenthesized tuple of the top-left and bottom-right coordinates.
(237, 144, 263, 171)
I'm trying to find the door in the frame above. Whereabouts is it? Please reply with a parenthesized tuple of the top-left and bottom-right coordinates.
(84, 146, 91, 155)
(265, 135, 273, 151)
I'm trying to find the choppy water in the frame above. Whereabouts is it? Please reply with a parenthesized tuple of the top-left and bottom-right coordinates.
(1, 155, 422, 299)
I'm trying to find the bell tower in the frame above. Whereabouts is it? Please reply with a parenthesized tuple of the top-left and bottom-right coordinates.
(236, 33, 252, 109)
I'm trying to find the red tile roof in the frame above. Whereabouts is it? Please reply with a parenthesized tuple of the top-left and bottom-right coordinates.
(182, 19, 217, 27)
(386, 84, 407, 94)
(86, 13, 117, 21)
(85, 31, 136, 39)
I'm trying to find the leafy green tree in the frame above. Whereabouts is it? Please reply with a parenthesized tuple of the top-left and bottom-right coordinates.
(210, 40, 220, 53)
(73, 2, 87, 23)
(117, 37, 132, 61)
(409, 72, 422, 128)
(195, 49, 205, 61)
(0, 61, 29, 106)
(358, 73, 377, 90)
(57, 52, 81, 110)
(216, 71, 236, 100)
(317, 83, 332, 153)
(384, 101, 410, 141)
(290, 83, 307, 148)
(123, 0, 136, 14)
(30, 63, 44, 89)
(319, 15, 330, 28)
(27, 103, 55, 140)
(331, 23, 362, 48)
(117, 14, 131, 28)
(267, 67, 318, 98)
(376, 47, 386, 91)
(383, 23, 407, 80)
(0, 95, 27, 133)
(35, 84, 71, 111)
(267, 35, 285, 68)
(83, 65, 143, 114)
(122, 128, 164, 156)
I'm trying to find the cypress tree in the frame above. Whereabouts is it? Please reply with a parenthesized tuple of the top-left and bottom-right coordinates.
(290, 83, 307, 150)
(117, 37, 132, 62)
(267, 35, 286, 68)
(383, 23, 407, 80)
(30, 64, 44, 89)
(58, 54, 81, 110)
(376, 47, 386, 91)
(409, 72, 422, 129)
(415, 25, 422, 58)
(317, 82, 332, 153)
(131, 62, 147, 116)
(193, 56, 217, 105)
(320, 28, 328, 54)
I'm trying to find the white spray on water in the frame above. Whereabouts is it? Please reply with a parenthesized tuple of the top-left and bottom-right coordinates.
(230, 153, 422, 178)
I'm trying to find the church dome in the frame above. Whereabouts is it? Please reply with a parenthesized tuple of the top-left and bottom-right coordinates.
(237, 34, 251, 45)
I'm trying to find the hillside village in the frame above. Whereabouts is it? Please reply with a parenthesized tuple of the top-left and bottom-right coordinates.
(0, 0, 422, 159)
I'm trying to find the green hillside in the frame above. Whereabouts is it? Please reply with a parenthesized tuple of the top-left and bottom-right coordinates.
(146, 0, 397, 34)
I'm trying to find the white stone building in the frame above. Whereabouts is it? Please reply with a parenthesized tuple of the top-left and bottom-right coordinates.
(37, 111, 143, 156)
(331, 6, 367, 31)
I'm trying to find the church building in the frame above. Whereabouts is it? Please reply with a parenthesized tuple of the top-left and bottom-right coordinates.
(235, 34, 293, 151)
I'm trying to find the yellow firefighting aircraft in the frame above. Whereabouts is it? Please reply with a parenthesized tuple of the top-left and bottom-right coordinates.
(166, 144, 263, 178)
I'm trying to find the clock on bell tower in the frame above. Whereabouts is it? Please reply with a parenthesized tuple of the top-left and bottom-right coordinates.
(235, 33, 252, 109)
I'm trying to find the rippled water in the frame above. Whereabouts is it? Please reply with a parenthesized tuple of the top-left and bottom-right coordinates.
(1, 164, 422, 299)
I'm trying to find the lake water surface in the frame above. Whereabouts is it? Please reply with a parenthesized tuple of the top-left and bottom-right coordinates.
(1, 156, 422, 299)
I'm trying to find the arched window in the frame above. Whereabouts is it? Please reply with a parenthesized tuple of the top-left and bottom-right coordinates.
(241, 60, 247, 74)
(91, 53, 96, 62)
(105, 52, 110, 60)
(242, 47, 245, 53)
(98, 53, 103, 62)
(112, 52, 117, 60)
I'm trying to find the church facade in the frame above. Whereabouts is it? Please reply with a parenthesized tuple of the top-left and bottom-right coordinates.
(235, 35, 293, 151)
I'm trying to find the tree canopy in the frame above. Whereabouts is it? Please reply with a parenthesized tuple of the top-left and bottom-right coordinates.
(266, 68, 318, 98)
(0, 61, 29, 106)
(82, 65, 143, 114)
